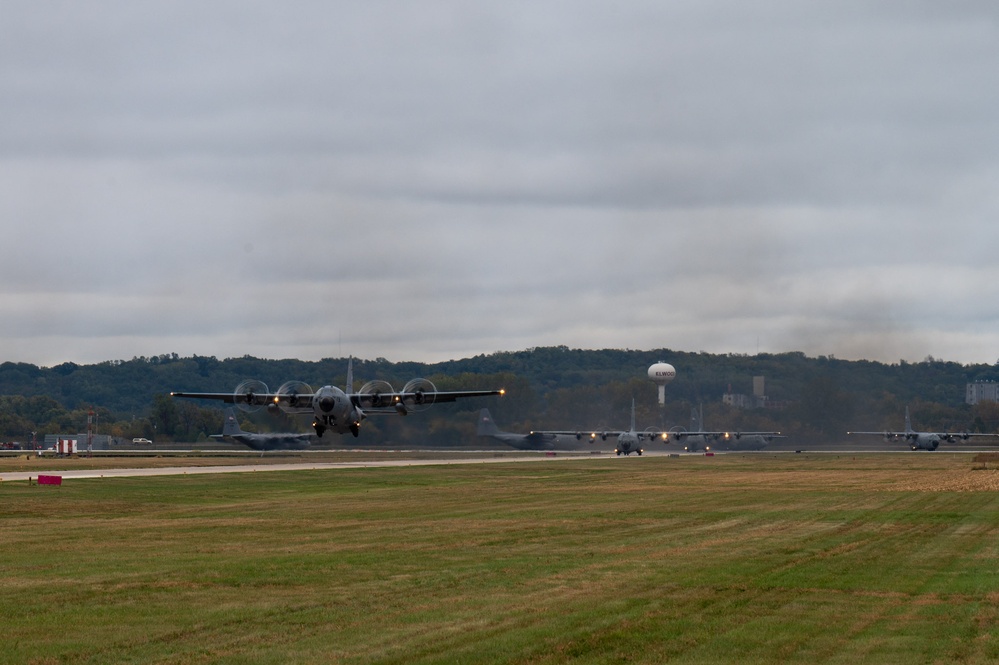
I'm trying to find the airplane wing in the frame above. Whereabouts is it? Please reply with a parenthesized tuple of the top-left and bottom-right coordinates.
(529, 430, 637, 441)
(410, 388, 505, 404)
(170, 391, 283, 406)
(669, 430, 780, 438)
(173, 388, 504, 410)
(671, 430, 730, 438)
(353, 388, 504, 413)
(170, 390, 321, 412)
(530, 429, 675, 442)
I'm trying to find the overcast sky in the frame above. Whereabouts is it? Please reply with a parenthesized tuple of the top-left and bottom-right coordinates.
(3, 1, 999, 368)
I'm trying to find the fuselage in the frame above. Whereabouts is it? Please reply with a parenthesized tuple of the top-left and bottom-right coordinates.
(231, 433, 314, 451)
(615, 431, 642, 455)
(487, 432, 557, 451)
(680, 435, 716, 452)
(906, 433, 941, 450)
(476, 409, 558, 450)
(309, 385, 363, 436)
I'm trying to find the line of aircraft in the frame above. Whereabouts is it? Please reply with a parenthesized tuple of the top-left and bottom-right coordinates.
(479, 400, 666, 456)
(669, 405, 783, 452)
(172, 359, 995, 453)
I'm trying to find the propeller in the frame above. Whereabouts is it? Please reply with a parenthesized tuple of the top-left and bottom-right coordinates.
(358, 380, 396, 409)
(668, 426, 688, 441)
(274, 381, 313, 412)
(644, 426, 666, 442)
(233, 380, 269, 412)
(401, 378, 437, 412)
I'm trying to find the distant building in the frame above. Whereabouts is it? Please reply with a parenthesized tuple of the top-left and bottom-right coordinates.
(44, 434, 114, 450)
(723, 375, 791, 410)
(722, 391, 756, 409)
(967, 381, 999, 405)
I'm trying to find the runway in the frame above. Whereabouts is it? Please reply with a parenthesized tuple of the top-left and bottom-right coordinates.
(0, 452, 589, 483)
(2, 444, 993, 484)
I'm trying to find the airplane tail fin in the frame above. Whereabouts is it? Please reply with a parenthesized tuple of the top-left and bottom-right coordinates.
(477, 408, 501, 436)
(346, 356, 354, 394)
(630, 398, 636, 431)
(221, 408, 244, 437)
(691, 404, 704, 431)
(905, 406, 912, 433)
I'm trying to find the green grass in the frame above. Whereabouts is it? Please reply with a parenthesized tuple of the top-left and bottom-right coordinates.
(2, 453, 998, 663)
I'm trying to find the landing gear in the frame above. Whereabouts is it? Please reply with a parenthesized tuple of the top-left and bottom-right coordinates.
(313, 422, 325, 438)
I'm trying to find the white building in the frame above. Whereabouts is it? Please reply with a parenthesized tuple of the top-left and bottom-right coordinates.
(967, 381, 999, 405)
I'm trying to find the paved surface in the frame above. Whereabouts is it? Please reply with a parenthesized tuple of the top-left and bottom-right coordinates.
(3, 444, 993, 484)
(0, 453, 590, 483)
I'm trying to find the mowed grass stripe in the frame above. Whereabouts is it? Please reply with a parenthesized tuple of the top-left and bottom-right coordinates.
(1, 454, 998, 663)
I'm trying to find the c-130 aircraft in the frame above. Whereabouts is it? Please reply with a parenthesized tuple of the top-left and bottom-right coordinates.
(848, 406, 994, 451)
(668, 404, 782, 452)
(172, 358, 504, 438)
(530, 399, 666, 455)
(212, 408, 315, 450)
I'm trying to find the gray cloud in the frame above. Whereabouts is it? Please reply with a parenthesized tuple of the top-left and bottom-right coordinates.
(2, 1, 999, 367)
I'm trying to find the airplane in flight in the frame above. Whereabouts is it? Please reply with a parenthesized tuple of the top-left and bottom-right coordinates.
(534, 399, 665, 456)
(172, 358, 504, 438)
(847, 406, 993, 451)
(476, 409, 560, 450)
(211, 408, 315, 451)
(668, 405, 782, 452)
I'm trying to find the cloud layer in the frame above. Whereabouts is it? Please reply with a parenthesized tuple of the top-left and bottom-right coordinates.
(3, 2, 999, 366)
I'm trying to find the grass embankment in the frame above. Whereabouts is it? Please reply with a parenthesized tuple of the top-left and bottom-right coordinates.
(2, 453, 998, 663)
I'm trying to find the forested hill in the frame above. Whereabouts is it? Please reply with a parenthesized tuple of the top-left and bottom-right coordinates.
(2, 347, 999, 444)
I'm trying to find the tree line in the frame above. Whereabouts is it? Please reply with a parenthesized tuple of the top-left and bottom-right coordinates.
(2, 347, 999, 445)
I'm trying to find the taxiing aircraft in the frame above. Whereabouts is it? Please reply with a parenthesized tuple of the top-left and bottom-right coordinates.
(172, 358, 504, 438)
(211, 408, 315, 451)
(848, 406, 992, 451)
(668, 405, 782, 452)
(476, 409, 560, 450)
(534, 399, 665, 456)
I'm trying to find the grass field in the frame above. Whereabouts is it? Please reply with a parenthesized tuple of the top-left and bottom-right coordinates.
(2, 452, 999, 664)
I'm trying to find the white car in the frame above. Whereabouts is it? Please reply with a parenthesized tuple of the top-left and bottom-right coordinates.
(132, 437, 153, 444)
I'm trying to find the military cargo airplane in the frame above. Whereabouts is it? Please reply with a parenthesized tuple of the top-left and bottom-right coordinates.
(848, 406, 993, 451)
(211, 408, 315, 451)
(534, 399, 665, 456)
(669, 405, 782, 452)
(172, 358, 504, 438)
(476, 409, 560, 450)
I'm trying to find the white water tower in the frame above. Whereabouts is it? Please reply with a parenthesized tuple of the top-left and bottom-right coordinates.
(648, 361, 676, 406)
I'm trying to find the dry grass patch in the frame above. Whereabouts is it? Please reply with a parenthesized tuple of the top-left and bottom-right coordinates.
(2, 453, 999, 663)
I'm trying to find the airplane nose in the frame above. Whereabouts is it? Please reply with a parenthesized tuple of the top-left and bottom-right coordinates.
(319, 396, 336, 412)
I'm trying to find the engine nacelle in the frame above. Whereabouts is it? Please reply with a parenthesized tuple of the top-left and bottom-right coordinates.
(275, 380, 313, 412)
(359, 380, 395, 409)
(401, 378, 437, 412)
(233, 380, 269, 412)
